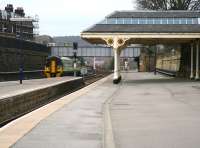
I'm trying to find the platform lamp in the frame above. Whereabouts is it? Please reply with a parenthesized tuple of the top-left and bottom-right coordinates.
(10, 17, 34, 84)
(73, 42, 78, 77)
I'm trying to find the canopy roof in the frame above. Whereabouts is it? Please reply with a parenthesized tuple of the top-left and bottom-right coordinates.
(107, 10, 200, 18)
(81, 11, 200, 45)
(83, 24, 200, 33)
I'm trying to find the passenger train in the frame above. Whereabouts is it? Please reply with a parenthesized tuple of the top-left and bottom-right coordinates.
(44, 56, 81, 78)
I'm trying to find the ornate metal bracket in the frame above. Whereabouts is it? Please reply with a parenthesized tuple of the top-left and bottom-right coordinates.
(103, 37, 130, 50)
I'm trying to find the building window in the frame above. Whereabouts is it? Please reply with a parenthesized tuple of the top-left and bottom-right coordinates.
(180, 18, 187, 24)
(147, 18, 154, 24)
(193, 18, 198, 24)
(124, 18, 132, 24)
(187, 18, 193, 24)
(107, 18, 116, 24)
(161, 18, 168, 24)
(139, 18, 146, 24)
(154, 19, 161, 24)
(132, 18, 139, 24)
(168, 18, 174, 24)
(117, 18, 124, 24)
(102, 17, 199, 25)
(174, 18, 180, 24)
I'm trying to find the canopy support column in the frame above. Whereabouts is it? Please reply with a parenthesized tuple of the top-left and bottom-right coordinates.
(195, 40, 199, 80)
(113, 48, 121, 84)
(102, 37, 129, 84)
(190, 43, 194, 79)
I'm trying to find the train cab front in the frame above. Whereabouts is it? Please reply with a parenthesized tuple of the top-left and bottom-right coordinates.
(44, 56, 63, 78)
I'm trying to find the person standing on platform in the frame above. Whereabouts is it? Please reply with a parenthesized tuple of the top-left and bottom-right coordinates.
(124, 59, 129, 71)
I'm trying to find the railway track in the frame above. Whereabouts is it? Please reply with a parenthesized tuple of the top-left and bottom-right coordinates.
(83, 73, 110, 85)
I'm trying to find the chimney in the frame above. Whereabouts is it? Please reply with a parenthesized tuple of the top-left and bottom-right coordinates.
(5, 4, 14, 13)
(15, 7, 25, 17)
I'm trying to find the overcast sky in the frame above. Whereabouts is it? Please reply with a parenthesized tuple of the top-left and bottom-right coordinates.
(1, 0, 136, 36)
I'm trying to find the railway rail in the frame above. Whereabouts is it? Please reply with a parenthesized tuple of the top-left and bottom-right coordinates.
(83, 73, 110, 85)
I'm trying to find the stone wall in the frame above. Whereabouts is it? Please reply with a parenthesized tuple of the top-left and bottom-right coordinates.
(0, 78, 84, 125)
(156, 47, 181, 72)
(0, 47, 48, 72)
(0, 36, 50, 80)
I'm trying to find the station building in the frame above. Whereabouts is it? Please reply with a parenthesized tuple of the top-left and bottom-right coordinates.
(81, 11, 200, 83)
(0, 4, 38, 40)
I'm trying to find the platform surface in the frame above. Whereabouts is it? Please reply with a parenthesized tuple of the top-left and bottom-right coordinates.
(111, 72, 200, 148)
(0, 76, 81, 100)
(1, 72, 200, 148)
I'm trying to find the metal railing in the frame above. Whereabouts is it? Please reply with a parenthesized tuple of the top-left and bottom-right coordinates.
(156, 58, 181, 76)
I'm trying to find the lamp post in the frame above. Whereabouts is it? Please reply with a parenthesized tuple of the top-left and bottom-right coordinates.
(16, 22, 23, 84)
(10, 17, 33, 84)
(154, 46, 158, 75)
(73, 42, 78, 77)
(73, 53, 77, 77)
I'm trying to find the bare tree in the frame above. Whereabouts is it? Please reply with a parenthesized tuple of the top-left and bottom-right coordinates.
(136, 0, 200, 10)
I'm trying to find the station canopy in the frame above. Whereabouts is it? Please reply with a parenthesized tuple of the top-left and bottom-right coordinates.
(81, 11, 200, 45)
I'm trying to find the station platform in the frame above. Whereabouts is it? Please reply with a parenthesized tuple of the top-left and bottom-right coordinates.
(0, 77, 80, 100)
(0, 77, 84, 126)
(0, 72, 200, 148)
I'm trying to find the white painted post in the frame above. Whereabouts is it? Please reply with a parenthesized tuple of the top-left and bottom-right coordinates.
(93, 57, 96, 70)
(113, 48, 120, 82)
(117, 49, 121, 74)
(190, 43, 194, 79)
(11, 25, 14, 33)
(2, 24, 4, 32)
(103, 37, 128, 83)
(195, 40, 199, 80)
